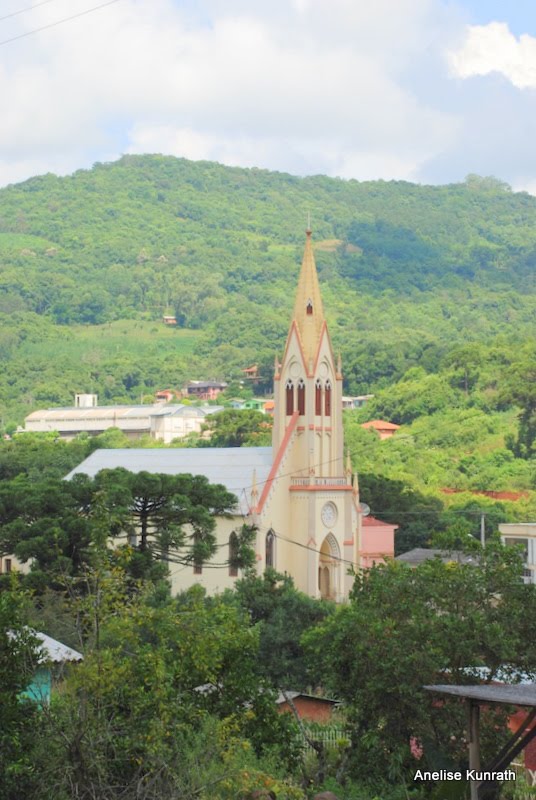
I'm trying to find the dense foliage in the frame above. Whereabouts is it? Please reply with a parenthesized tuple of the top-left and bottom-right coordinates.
(0, 156, 534, 430)
(3, 535, 536, 799)
(0, 157, 535, 796)
(304, 539, 536, 791)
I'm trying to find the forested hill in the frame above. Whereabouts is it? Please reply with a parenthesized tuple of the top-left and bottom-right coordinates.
(0, 155, 535, 426)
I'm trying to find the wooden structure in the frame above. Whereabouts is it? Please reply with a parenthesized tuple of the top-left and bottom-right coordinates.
(425, 683, 536, 799)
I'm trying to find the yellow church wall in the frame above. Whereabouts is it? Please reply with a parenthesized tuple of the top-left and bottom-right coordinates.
(168, 515, 246, 597)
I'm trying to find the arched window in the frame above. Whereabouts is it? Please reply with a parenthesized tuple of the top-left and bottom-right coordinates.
(306, 299, 313, 316)
(297, 379, 305, 415)
(285, 380, 294, 415)
(315, 379, 322, 415)
(228, 532, 239, 577)
(325, 380, 332, 416)
(265, 529, 275, 569)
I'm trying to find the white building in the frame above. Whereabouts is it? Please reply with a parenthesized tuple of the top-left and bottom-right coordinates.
(22, 402, 223, 442)
(499, 522, 536, 584)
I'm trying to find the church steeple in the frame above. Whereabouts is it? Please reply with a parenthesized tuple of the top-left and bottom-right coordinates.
(292, 229, 325, 366)
(272, 226, 343, 476)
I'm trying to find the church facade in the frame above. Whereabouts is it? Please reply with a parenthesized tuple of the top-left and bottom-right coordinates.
(68, 231, 394, 600)
(251, 228, 360, 601)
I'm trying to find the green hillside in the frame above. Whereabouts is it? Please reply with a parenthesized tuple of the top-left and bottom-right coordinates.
(0, 155, 534, 440)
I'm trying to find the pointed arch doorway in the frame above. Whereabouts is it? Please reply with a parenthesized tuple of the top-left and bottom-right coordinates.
(318, 533, 340, 601)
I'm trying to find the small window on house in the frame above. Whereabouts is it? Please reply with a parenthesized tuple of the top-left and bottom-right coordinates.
(315, 379, 322, 415)
(306, 299, 313, 315)
(265, 530, 275, 569)
(297, 379, 306, 415)
(5, 559, 12, 573)
(325, 381, 332, 416)
(229, 532, 239, 577)
(286, 380, 294, 415)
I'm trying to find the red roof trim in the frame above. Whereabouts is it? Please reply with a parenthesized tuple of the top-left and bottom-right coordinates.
(257, 411, 300, 513)
(281, 321, 308, 375)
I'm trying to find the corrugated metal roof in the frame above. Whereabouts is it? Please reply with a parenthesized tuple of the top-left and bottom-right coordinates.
(65, 447, 273, 515)
(396, 548, 478, 566)
(153, 405, 224, 418)
(35, 631, 83, 663)
(26, 404, 186, 422)
(26, 404, 225, 423)
(425, 684, 536, 707)
(9, 629, 84, 663)
(275, 691, 338, 705)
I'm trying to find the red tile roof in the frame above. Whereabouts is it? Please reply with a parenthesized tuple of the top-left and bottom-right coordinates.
(362, 420, 401, 431)
(362, 515, 397, 527)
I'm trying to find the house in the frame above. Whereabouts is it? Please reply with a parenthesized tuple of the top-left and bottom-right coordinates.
(243, 398, 268, 413)
(150, 404, 224, 443)
(360, 516, 397, 568)
(275, 691, 339, 724)
(184, 381, 228, 401)
(19, 631, 83, 705)
(162, 315, 177, 325)
(66, 230, 394, 601)
(499, 522, 536, 584)
(361, 419, 400, 439)
(155, 389, 177, 403)
(228, 398, 247, 409)
(242, 365, 259, 380)
(342, 395, 374, 410)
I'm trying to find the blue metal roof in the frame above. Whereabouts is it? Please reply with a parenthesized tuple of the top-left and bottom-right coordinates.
(65, 447, 273, 515)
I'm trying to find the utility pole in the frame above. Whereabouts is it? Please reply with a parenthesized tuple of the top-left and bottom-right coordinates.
(480, 512, 486, 547)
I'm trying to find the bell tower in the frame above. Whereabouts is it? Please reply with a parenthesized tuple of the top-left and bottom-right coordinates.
(272, 228, 344, 477)
(257, 228, 358, 602)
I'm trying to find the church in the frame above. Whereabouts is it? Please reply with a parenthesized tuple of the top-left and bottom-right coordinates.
(68, 230, 395, 600)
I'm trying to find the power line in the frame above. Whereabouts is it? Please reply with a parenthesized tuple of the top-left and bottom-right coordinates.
(0, 0, 122, 46)
(222, 423, 446, 500)
(0, 0, 59, 23)
(268, 525, 359, 570)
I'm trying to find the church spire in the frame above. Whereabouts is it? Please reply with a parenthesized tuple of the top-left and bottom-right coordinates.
(292, 229, 325, 366)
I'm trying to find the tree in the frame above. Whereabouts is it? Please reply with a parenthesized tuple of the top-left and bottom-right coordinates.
(33, 584, 302, 799)
(227, 570, 334, 689)
(0, 433, 87, 481)
(443, 344, 483, 395)
(304, 539, 536, 787)
(502, 352, 536, 459)
(198, 409, 272, 448)
(0, 473, 96, 590)
(93, 469, 239, 576)
(0, 589, 42, 800)
(0, 468, 241, 589)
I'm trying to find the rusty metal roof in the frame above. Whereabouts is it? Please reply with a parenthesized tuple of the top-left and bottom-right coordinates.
(425, 684, 536, 707)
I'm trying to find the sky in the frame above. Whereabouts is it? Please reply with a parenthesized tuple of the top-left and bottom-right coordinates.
(1, 0, 536, 191)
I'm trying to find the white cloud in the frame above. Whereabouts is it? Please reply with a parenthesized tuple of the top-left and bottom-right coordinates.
(0, 0, 461, 186)
(448, 22, 536, 89)
(1, 0, 536, 191)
